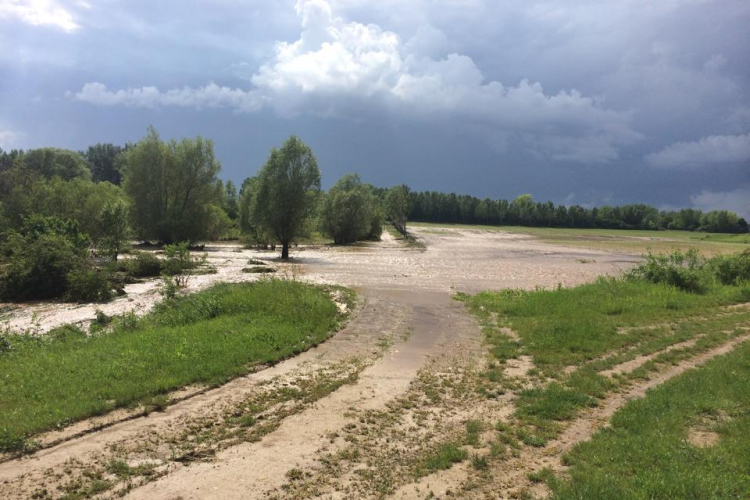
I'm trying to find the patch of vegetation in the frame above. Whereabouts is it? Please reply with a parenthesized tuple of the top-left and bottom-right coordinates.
(0, 215, 114, 303)
(461, 251, 750, 446)
(464, 277, 748, 374)
(418, 442, 468, 475)
(465, 419, 483, 447)
(0, 280, 351, 453)
(120, 250, 162, 277)
(549, 342, 750, 499)
(386, 224, 426, 250)
(242, 266, 276, 273)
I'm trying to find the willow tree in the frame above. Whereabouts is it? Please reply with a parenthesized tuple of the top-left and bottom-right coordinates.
(322, 173, 382, 244)
(386, 184, 410, 235)
(253, 136, 321, 259)
(19, 148, 91, 181)
(122, 127, 221, 243)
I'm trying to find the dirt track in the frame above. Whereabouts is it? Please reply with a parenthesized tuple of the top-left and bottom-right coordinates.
(0, 228, 663, 499)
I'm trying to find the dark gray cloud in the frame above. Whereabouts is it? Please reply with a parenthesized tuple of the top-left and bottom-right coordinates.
(1, 0, 749, 216)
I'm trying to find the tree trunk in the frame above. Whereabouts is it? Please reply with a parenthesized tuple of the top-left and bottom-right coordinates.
(281, 242, 289, 259)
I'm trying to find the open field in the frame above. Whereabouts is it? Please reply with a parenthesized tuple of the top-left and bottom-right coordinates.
(411, 221, 750, 256)
(0, 225, 748, 499)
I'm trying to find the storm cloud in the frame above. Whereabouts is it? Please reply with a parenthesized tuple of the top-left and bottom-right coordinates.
(1, 0, 749, 215)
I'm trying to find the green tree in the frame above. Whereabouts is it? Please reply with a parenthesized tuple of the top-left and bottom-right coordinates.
(0, 173, 126, 236)
(18, 148, 91, 181)
(322, 173, 380, 244)
(511, 194, 534, 226)
(96, 202, 129, 261)
(0, 215, 93, 301)
(224, 180, 239, 220)
(386, 184, 410, 234)
(0, 148, 23, 173)
(122, 127, 222, 243)
(82, 143, 128, 184)
(253, 136, 321, 259)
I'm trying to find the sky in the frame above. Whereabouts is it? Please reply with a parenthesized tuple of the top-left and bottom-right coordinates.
(1, 0, 749, 217)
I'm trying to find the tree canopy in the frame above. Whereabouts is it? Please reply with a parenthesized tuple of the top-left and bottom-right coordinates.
(82, 143, 129, 184)
(253, 136, 321, 258)
(322, 173, 383, 244)
(18, 148, 91, 181)
(386, 184, 410, 234)
(122, 127, 222, 243)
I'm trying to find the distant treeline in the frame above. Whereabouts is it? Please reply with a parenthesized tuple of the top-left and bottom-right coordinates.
(405, 191, 748, 234)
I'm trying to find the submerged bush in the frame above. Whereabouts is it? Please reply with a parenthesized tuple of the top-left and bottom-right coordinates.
(65, 267, 113, 303)
(125, 251, 162, 277)
(0, 215, 99, 301)
(0, 215, 115, 303)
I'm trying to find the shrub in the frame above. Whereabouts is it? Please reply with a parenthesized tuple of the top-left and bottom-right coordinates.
(162, 242, 192, 277)
(626, 249, 706, 293)
(160, 275, 179, 299)
(0, 215, 91, 301)
(48, 324, 87, 343)
(65, 267, 113, 303)
(126, 251, 162, 278)
(709, 249, 750, 285)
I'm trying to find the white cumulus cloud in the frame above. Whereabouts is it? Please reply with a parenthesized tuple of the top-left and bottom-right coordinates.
(646, 133, 750, 168)
(0, 0, 80, 32)
(71, 0, 642, 163)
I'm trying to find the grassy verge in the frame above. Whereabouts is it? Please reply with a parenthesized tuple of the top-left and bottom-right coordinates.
(410, 221, 749, 256)
(0, 280, 352, 452)
(459, 253, 750, 445)
(462, 279, 749, 375)
(547, 341, 750, 499)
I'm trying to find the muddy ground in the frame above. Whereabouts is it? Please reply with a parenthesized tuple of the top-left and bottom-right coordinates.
(1, 226, 635, 335)
(3, 227, 738, 499)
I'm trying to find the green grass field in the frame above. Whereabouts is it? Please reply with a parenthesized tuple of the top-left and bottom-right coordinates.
(0, 280, 351, 452)
(459, 245, 750, 466)
(411, 221, 750, 256)
(549, 341, 750, 499)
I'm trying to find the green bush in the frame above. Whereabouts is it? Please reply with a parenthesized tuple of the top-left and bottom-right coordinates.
(162, 242, 192, 277)
(626, 249, 706, 293)
(126, 251, 162, 277)
(65, 267, 113, 303)
(321, 174, 382, 244)
(709, 249, 750, 285)
(0, 215, 92, 301)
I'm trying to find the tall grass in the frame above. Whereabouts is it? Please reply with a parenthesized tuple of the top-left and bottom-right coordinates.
(0, 280, 349, 452)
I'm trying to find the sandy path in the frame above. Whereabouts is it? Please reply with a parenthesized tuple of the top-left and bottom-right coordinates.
(0, 227, 642, 499)
(0, 290, 409, 482)
(384, 334, 749, 500)
(127, 292, 481, 500)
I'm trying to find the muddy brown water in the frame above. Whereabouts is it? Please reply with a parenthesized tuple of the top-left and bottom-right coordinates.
(0, 227, 641, 499)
